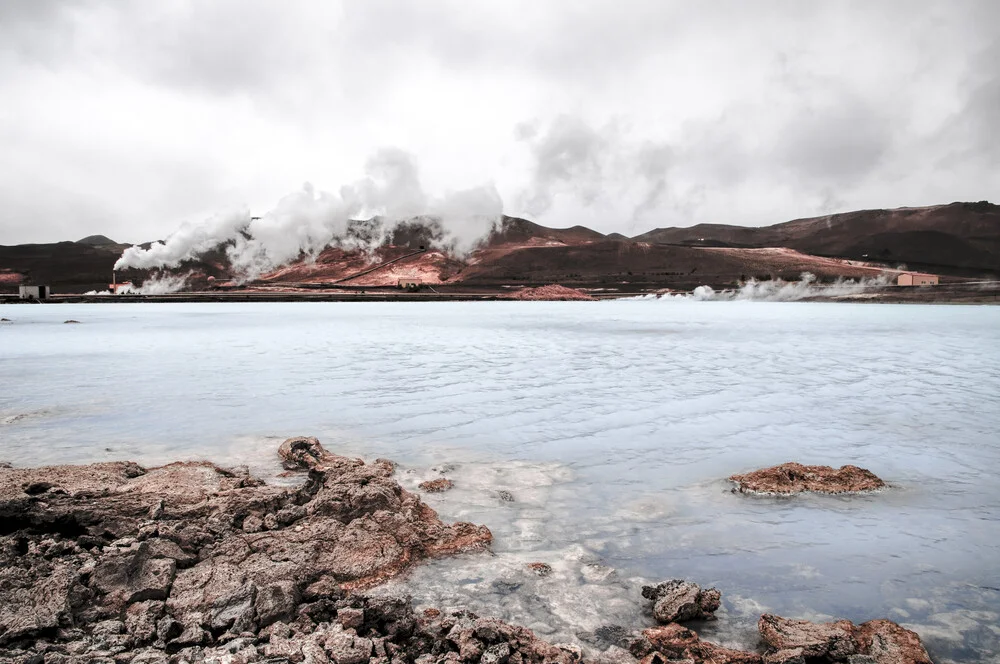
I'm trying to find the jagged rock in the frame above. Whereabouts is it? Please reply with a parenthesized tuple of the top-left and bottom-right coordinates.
(124, 601, 164, 645)
(89, 543, 177, 610)
(758, 615, 931, 664)
(642, 580, 721, 623)
(853, 620, 932, 664)
(758, 614, 858, 660)
(730, 463, 885, 495)
(643, 623, 760, 664)
(255, 580, 299, 628)
(321, 623, 374, 663)
(338, 607, 364, 630)
(0, 564, 75, 645)
(0, 438, 498, 660)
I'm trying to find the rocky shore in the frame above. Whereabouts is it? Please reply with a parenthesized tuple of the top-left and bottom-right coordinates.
(0, 444, 930, 663)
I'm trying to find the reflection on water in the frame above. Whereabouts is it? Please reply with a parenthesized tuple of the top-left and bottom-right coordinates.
(1, 301, 998, 662)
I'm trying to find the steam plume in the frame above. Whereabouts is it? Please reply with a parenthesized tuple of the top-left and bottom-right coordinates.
(115, 148, 503, 279)
(639, 272, 891, 302)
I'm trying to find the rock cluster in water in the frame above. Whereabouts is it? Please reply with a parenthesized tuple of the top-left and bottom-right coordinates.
(418, 479, 455, 494)
(641, 580, 721, 624)
(0, 442, 931, 664)
(729, 463, 885, 495)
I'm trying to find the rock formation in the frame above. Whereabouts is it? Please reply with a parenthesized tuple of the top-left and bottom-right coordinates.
(641, 580, 721, 624)
(0, 439, 933, 664)
(758, 614, 932, 664)
(729, 463, 885, 495)
(642, 624, 761, 664)
(503, 285, 595, 301)
(0, 437, 495, 661)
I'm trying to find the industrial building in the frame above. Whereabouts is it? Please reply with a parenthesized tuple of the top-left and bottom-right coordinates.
(18, 285, 49, 300)
(896, 272, 939, 286)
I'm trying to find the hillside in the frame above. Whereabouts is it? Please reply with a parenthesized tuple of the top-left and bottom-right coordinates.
(1, 202, 997, 294)
(634, 201, 1000, 274)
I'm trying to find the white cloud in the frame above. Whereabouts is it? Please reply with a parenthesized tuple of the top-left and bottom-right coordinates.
(0, 0, 997, 245)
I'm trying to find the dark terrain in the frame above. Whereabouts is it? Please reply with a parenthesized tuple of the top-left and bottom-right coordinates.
(1, 202, 997, 295)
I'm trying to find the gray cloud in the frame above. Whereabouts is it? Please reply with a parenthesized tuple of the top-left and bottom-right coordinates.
(632, 143, 673, 220)
(0, 0, 997, 244)
(518, 116, 614, 215)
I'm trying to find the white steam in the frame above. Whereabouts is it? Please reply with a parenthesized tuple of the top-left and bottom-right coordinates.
(115, 148, 503, 280)
(83, 273, 190, 295)
(641, 272, 892, 301)
(135, 272, 189, 294)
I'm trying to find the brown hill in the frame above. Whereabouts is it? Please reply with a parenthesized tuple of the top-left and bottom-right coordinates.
(2, 203, 997, 294)
(457, 241, 889, 290)
(487, 216, 606, 245)
(634, 201, 1000, 274)
(0, 242, 123, 292)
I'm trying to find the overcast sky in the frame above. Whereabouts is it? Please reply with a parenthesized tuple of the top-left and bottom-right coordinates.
(1, 0, 997, 245)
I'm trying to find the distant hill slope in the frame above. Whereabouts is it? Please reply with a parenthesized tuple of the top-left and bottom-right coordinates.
(457, 241, 889, 289)
(634, 201, 1000, 273)
(0, 242, 121, 291)
(487, 216, 606, 245)
(2, 202, 997, 293)
(76, 234, 120, 247)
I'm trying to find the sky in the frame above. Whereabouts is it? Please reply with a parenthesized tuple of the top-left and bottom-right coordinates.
(1, 0, 997, 245)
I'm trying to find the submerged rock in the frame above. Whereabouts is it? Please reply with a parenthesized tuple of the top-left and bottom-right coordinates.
(527, 562, 553, 577)
(729, 462, 885, 495)
(758, 614, 932, 664)
(419, 478, 455, 493)
(642, 580, 722, 623)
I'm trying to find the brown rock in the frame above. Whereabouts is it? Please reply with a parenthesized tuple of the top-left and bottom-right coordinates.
(758, 614, 858, 660)
(0, 564, 75, 645)
(854, 619, 932, 664)
(338, 607, 364, 630)
(123, 601, 165, 645)
(643, 623, 700, 657)
(730, 463, 885, 495)
(0, 437, 496, 660)
(642, 580, 722, 623)
(418, 478, 455, 493)
(89, 543, 178, 610)
(503, 285, 596, 301)
(762, 648, 805, 664)
(643, 623, 761, 664)
(526, 562, 553, 577)
(758, 615, 930, 663)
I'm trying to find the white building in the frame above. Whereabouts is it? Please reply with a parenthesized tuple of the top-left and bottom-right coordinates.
(18, 285, 50, 299)
(896, 272, 939, 286)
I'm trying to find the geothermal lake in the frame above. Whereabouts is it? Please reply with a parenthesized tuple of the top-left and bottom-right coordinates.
(2, 301, 999, 662)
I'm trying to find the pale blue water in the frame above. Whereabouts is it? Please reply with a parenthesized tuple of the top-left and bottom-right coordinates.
(1, 301, 999, 662)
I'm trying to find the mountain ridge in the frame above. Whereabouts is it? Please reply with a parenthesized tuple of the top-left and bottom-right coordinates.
(2, 202, 997, 293)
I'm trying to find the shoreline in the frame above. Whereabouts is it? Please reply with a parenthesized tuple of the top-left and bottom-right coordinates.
(2, 283, 998, 305)
(0, 440, 935, 663)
